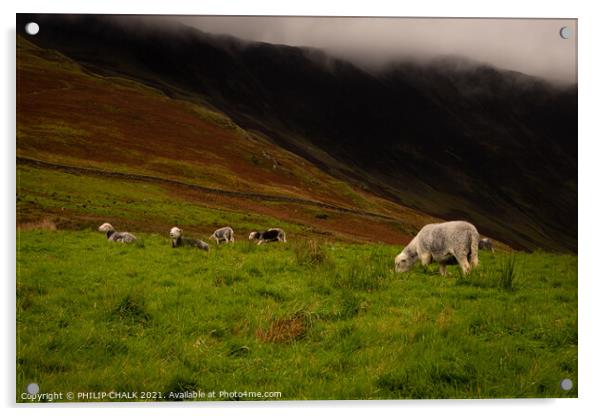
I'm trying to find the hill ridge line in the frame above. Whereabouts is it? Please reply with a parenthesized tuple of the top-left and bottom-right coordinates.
(16, 156, 399, 222)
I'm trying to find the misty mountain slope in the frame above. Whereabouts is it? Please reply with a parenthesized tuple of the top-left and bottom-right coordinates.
(18, 35, 454, 246)
(18, 14, 577, 252)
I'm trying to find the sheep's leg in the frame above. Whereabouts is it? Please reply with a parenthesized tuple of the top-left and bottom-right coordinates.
(469, 254, 478, 268)
(469, 236, 479, 268)
(439, 263, 448, 276)
(458, 256, 471, 275)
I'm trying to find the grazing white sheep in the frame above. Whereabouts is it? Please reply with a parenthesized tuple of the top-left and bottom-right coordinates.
(169, 227, 209, 251)
(479, 237, 494, 252)
(210, 226, 235, 244)
(98, 222, 137, 243)
(248, 228, 287, 245)
(395, 220, 479, 276)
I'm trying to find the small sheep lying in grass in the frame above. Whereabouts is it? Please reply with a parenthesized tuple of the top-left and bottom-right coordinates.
(479, 237, 494, 252)
(169, 227, 209, 251)
(98, 223, 137, 243)
(395, 220, 479, 276)
(248, 228, 287, 245)
(210, 226, 235, 244)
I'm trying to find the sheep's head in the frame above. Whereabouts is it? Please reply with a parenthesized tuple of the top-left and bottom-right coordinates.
(170, 227, 182, 239)
(98, 223, 115, 233)
(248, 231, 259, 240)
(395, 246, 417, 273)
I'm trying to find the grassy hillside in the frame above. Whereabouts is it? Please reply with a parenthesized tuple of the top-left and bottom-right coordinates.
(16, 35, 451, 246)
(17, 228, 577, 401)
(16, 160, 577, 400)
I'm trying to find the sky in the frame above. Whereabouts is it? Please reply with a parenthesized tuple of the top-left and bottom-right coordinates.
(161, 16, 577, 83)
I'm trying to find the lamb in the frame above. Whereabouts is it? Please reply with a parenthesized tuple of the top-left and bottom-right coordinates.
(169, 227, 209, 251)
(210, 226, 235, 244)
(395, 220, 480, 276)
(248, 228, 287, 245)
(479, 237, 494, 252)
(98, 222, 137, 243)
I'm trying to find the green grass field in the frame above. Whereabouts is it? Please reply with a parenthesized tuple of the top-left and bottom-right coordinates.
(16, 229, 577, 401)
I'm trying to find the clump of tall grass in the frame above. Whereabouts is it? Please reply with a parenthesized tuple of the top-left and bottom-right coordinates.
(338, 291, 363, 319)
(334, 247, 392, 291)
(293, 240, 332, 267)
(111, 291, 151, 324)
(454, 254, 519, 291)
(499, 254, 518, 291)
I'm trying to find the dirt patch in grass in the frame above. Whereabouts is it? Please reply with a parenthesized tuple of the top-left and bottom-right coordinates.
(256, 313, 309, 343)
(17, 217, 57, 231)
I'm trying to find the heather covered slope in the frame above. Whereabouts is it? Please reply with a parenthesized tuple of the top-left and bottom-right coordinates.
(17, 36, 444, 245)
(17, 14, 577, 252)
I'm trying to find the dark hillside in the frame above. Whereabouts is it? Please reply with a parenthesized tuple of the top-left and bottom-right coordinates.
(17, 14, 577, 251)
